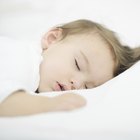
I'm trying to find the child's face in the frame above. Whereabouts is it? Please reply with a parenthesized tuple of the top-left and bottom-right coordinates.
(38, 30, 115, 92)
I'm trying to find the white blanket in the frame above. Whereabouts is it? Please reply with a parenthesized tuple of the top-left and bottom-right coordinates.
(0, 61, 140, 140)
(0, 0, 140, 140)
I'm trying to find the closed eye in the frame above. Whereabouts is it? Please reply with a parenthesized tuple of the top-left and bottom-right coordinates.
(75, 58, 80, 71)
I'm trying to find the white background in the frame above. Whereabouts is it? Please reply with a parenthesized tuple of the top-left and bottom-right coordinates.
(0, 0, 140, 47)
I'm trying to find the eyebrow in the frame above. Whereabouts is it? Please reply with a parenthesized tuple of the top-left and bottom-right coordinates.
(80, 50, 89, 66)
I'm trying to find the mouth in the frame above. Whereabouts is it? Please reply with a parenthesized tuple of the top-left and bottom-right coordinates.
(54, 81, 65, 91)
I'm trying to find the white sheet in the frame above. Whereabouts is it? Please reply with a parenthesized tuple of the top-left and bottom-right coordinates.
(0, 61, 140, 140)
(0, 0, 140, 140)
(0, 37, 42, 102)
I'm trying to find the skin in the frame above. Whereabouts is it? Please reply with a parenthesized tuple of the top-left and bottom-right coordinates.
(38, 28, 115, 92)
(0, 28, 115, 116)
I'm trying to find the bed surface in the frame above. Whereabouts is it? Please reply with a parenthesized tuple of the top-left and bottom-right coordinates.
(0, 61, 140, 140)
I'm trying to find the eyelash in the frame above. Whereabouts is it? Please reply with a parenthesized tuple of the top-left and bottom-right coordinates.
(75, 59, 88, 89)
(75, 58, 80, 71)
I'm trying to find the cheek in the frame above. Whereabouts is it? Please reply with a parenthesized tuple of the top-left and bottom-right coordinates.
(41, 50, 74, 81)
(41, 60, 58, 78)
(41, 58, 65, 78)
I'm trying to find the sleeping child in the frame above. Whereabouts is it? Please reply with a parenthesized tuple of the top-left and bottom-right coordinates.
(0, 19, 140, 116)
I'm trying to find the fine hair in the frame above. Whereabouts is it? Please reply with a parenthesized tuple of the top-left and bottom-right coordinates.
(56, 19, 140, 76)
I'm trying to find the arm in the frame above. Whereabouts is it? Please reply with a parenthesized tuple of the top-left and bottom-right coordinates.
(0, 91, 86, 116)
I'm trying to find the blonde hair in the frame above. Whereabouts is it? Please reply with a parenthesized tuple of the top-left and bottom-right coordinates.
(57, 19, 140, 76)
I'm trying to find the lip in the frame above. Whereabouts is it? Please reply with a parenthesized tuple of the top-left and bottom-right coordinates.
(53, 81, 65, 91)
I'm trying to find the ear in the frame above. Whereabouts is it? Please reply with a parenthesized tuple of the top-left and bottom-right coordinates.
(41, 28, 63, 50)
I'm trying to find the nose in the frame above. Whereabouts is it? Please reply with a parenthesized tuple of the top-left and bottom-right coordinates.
(62, 82, 75, 90)
(70, 80, 85, 90)
(70, 81, 76, 90)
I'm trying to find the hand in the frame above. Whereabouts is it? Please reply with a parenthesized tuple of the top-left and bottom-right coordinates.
(48, 93, 86, 112)
(0, 91, 86, 116)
